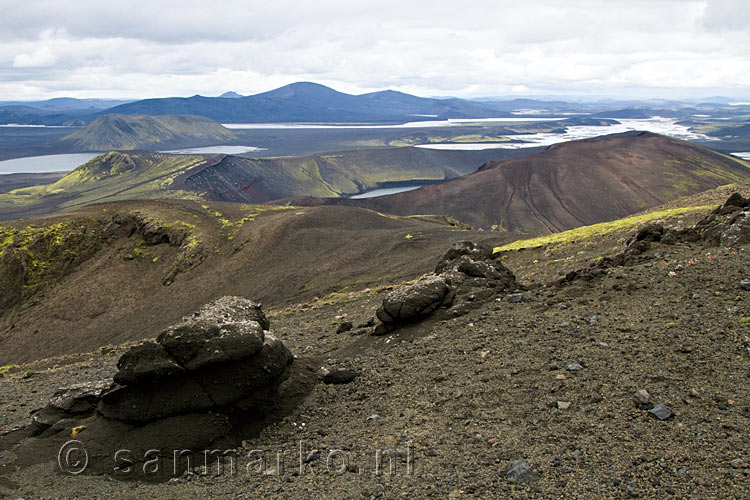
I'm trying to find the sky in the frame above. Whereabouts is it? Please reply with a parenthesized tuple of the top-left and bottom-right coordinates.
(1, 0, 749, 101)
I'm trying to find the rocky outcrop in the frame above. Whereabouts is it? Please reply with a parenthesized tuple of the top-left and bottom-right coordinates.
(374, 241, 517, 334)
(561, 193, 750, 285)
(10, 297, 294, 476)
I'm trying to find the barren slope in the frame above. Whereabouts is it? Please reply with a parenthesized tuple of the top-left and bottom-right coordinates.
(316, 132, 750, 233)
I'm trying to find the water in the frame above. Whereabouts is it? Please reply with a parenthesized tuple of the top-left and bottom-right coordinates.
(159, 145, 266, 154)
(0, 153, 100, 174)
(415, 117, 714, 150)
(350, 185, 424, 199)
(222, 117, 563, 130)
(0, 124, 76, 128)
(415, 143, 525, 151)
(732, 152, 750, 160)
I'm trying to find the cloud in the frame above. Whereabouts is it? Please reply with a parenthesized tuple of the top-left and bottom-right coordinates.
(12, 46, 56, 68)
(0, 0, 747, 99)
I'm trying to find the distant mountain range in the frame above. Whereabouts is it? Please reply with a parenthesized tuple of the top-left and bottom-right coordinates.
(3, 82, 747, 127)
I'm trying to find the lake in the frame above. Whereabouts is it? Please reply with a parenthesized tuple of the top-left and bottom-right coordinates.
(222, 117, 563, 130)
(0, 153, 100, 174)
(416, 118, 714, 150)
(159, 145, 266, 154)
(350, 185, 425, 199)
(732, 152, 750, 161)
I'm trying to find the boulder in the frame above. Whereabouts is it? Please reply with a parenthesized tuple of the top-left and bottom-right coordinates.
(15, 296, 295, 472)
(376, 274, 452, 325)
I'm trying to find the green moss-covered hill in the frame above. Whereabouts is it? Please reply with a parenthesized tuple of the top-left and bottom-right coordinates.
(58, 114, 239, 151)
(0, 147, 507, 221)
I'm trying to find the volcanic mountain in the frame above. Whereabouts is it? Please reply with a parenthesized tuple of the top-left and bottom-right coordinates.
(309, 132, 750, 234)
(58, 114, 239, 151)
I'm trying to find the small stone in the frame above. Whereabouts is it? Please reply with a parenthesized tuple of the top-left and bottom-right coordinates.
(740, 280, 750, 291)
(366, 414, 380, 422)
(555, 374, 566, 380)
(648, 404, 672, 420)
(322, 368, 359, 385)
(336, 321, 353, 334)
(633, 389, 651, 408)
(506, 460, 539, 483)
(557, 401, 571, 410)
(730, 458, 747, 469)
(566, 362, 584, 371)
(689, 388, 700, 398)
(506, 293, 525, 303)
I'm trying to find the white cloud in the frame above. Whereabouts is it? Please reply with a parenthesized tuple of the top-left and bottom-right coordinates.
(12, 46, 56, 68)
(0, 0, 747, 99)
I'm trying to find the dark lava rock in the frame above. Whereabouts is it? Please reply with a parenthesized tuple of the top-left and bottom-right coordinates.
(374, 241, 518, 333)
(648, 404, 673, 420)
(506, 460, 539, 483)
(336, 321, 354, 334)
(322, 368, 359, 384)
(376, 274, 453, 325)
(7, 297, 296, 476)
(435, 241, 516, 290)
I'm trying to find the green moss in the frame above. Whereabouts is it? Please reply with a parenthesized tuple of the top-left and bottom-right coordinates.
(493, 206, 711, 253)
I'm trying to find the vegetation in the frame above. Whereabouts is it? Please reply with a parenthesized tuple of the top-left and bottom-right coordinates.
(493, 206, 711, 253)
(59, 114, 238, 151)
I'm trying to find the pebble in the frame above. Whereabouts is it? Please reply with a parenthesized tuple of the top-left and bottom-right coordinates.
(730, 458, 747, 469)
(557, 401, 571, 410)
(506, 460, 539, 483)
(566, 362, 584, 371)
(322, 368, 359, 384)
(506, 293, 525, 303)
(633, 389, 651, 408)
(740, 280, 750, 291)
(648, 404, 672, 420)
(366, 414, 380, 422)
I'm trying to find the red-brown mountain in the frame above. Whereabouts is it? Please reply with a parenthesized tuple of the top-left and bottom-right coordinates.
(300, 132, 750, 234)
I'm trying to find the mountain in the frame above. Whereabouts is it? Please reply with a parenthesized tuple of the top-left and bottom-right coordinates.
(99, 82, 510, 123)
(57, 114, 239, 151)
(218, 91, 243, 98)
(301, 132, 750, 233)
(0, 147, 526, 220)
(0, 97, 132, 110)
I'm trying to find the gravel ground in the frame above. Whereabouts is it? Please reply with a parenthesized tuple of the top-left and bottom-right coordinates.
(1, 216, 749, 499)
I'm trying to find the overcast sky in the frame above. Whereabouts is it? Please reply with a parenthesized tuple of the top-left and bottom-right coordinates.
(1, 0, 748, 101)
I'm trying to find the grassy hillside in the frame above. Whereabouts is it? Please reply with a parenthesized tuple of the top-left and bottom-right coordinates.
(0, 147, 503, 220)
(58, 114, 238, 151)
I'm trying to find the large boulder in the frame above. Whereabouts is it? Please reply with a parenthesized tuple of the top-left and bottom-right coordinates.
(8, 297, 295, 476)
(376, 274, 452, 325)
(373, 241, 518, 334)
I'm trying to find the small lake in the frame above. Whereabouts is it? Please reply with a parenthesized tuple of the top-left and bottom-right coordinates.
(350, 185, 426, 199)
(159, 145, 267, 154)
(732, 152, 750, 161)
(222, 117, 563, 130)
(0, 153, 100, 174)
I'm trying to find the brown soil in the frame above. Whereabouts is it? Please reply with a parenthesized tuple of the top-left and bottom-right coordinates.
(304, 132, 750, 232)
(1, 186, 748, 499)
